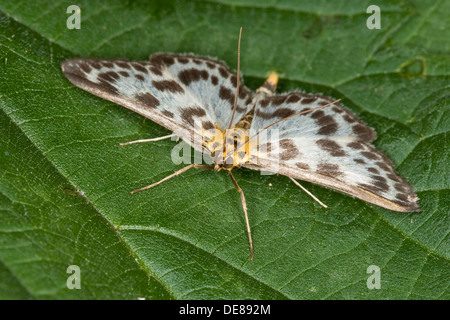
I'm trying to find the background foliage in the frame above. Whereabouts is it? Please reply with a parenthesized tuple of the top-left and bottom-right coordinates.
(0, 0, 448, 299)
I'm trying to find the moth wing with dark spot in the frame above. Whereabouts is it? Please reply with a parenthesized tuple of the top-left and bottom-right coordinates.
(61, 54, 253, 149)
(245, 92, 419, 212)
(149, 53, 254, 129)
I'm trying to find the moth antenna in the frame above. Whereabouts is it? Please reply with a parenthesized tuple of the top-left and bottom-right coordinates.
(227, 27, 243, 131)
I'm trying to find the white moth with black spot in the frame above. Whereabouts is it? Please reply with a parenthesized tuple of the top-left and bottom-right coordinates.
(61, 30, 419, 260)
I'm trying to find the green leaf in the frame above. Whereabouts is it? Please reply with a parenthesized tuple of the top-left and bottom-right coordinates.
(0, 0, 448, 299)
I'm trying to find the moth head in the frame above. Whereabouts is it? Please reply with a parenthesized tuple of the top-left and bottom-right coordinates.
(211, 150, 237, 172)
(210, 128, 249, 172)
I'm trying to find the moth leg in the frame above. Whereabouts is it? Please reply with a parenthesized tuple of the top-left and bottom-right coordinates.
(228, 171, 254, 260)
(119, 133, 177, 146)
(130, 164, 213, 194)
(256, 72, 279, 96)
(192, 164, 215, 170)
(288, 177, 328, 208)
(131, 164, 194, 194)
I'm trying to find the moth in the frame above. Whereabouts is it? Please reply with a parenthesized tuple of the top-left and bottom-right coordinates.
(61, 29, 419, 260)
